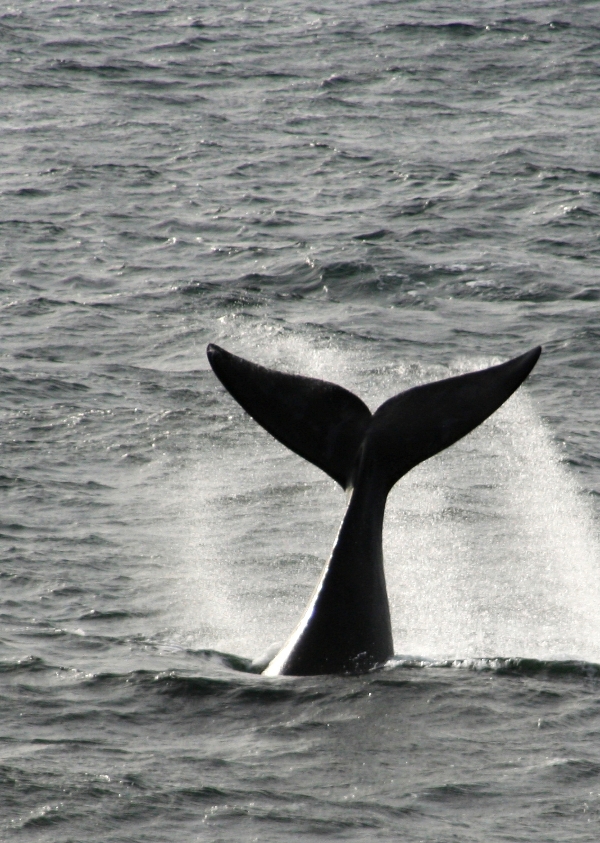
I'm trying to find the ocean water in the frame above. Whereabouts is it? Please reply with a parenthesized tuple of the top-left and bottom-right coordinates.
(2, 0, 600, 840)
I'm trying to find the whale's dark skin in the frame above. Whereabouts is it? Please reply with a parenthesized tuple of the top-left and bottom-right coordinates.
(207, 343, 541, 676)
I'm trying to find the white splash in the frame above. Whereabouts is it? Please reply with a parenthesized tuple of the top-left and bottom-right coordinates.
(385, 387, 600, 662)
(164, 328, 600, 665)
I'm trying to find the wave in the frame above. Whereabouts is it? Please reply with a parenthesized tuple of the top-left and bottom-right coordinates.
(3, 651, 599, 687)
(388, 655, 600, 681)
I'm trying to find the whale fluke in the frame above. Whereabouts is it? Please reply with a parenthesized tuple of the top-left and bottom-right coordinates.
(207, 343, 371, 489)
(207, 343, 541, 676)
(360, 345, 541, 494)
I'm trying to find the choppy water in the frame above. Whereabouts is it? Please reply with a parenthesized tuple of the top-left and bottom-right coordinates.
(3, 0, 600, 840)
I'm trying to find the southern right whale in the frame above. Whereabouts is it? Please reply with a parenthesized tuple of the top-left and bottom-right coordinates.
(207, 343, 541, 677)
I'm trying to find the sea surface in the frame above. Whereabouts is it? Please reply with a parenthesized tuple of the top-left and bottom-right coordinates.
(2, 0, 600, 840)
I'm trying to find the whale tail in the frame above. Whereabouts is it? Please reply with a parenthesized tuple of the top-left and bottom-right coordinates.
(207, 344, 541, 492)
(208, 342, 541, 676)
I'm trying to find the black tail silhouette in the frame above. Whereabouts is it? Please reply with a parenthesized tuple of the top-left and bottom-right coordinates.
(207, 344, 541, 675)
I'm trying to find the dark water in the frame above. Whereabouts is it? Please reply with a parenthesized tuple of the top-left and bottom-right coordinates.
(3, 0, 600, 839)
